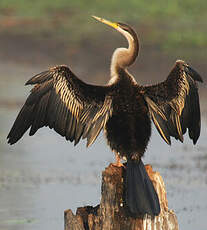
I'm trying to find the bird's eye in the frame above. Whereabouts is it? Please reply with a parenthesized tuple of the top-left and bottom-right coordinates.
(117, 22, 131, 33)
(124, 27, 130, 32)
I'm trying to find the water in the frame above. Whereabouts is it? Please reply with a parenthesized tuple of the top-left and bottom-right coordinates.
(0, 63, 206, 230)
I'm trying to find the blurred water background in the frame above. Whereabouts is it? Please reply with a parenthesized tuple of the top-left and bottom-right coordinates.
(0, 1, 207, 230)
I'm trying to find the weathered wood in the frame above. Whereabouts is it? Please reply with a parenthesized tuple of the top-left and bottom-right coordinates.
(64, 164, 179, 230)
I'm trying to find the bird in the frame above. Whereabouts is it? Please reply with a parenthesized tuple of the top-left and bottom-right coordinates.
(7, 16, 203, 216)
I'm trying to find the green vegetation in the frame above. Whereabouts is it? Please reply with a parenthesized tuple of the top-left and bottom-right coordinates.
(1, 218, 36, 225)
(0, 0, 206, 49)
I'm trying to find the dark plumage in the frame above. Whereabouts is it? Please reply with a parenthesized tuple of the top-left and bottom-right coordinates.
(7, 16, 203, 216)
(8, 65, 112, 146)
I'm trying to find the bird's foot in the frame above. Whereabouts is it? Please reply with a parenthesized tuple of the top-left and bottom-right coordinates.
(111, 162, 125, 168)
(112, 152, 125, 168)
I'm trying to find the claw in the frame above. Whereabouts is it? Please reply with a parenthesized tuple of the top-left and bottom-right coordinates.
(112, 152, 125, 168)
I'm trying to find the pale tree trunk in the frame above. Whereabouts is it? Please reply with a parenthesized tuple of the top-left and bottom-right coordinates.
(64, 164, 179, 230)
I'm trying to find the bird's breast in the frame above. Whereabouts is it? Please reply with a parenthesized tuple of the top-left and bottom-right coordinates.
(105, 89, 151, 159)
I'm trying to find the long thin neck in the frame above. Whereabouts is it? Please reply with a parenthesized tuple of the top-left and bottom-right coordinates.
(110, 29, 139, 78)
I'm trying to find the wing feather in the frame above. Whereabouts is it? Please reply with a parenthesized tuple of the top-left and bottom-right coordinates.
(7, 104, 35, 144)
(144, 60, 203, 145)
(7, 65, 113, 146)
(29, 92, 50, 135)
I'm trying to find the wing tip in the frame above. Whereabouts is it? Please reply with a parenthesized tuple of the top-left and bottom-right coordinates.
(186, 66, 203, 83)
(25, 75, 40, 85)
(25, 69, 54, 85)
(25, 78, 32, 85)
(167, 139, 171, 145)
(175, 59, 203, 83)
(7, 135, 17, 145)
(192, 135, 199, 145)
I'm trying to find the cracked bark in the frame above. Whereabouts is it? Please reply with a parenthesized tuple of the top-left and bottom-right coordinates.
(64, 164, 179, 230)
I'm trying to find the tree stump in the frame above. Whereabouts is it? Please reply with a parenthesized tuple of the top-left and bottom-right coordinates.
(64, 164, 179, 230)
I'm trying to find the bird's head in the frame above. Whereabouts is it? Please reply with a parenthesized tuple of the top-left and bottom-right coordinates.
(92, 16, 137, 43)
(92, 16, 139, 71)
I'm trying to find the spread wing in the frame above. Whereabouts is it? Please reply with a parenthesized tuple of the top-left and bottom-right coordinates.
(7, 65, 113, 147)
(143, 60, 203, 145)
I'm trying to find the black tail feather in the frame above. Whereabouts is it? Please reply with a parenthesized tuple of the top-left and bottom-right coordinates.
(125, 160, 160, 216)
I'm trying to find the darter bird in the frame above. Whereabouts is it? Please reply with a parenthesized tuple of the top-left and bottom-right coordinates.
(7, 16, 203, 216)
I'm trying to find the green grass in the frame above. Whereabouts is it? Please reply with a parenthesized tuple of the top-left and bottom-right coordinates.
(1, 218, 36, 225)
(0, 0, 207, 49)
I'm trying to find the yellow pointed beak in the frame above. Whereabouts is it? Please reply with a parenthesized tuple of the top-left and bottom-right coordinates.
(92, 16, 118, 29)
